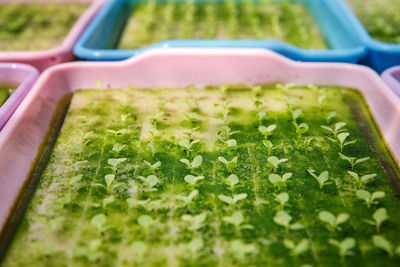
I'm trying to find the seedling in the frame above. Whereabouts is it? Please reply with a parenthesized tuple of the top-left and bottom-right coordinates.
(157, 101, 167, 111)
(258, 125, 276, 139)
(218, 125, 240, 140)
(318, 211, 349, 231)
(137, 175, 159, 191)
(328, 238, 356, 260)
(252, 97, 263, 110)
(219, 138, 238, 149)
(364, 208, 389, 232)
(90, 214, 106, 232)
(176, 190, 199, 205)
(372, 235, 400, 258)
(267, 156, 288, 172)
(131, 241, 148, 259)
(336, 133, 357, 151)
(103, 195, 115, 208)
(70, 174, 83, 185)
(262, 139, 274, 155)
(273, 211, 304, 232)
(348, 171, 376, 187)
(120, 113, 130, 123)
(187, 238, 204, 258)
(229, 240, 257, 260)
(218, 193, 247, 206)
(218, 156, 238, 172)
(321, 122, 346, 138)
(307, 170, 331, 189)
(269, 173, 292, 188)
(181, 212, 207, 231)
(293, 122, 309, 136)
(183, 112, 199, 123)
(112, 143, 126, 154)
(318, 95, 326, 106)
(327, 111, 337, 124)
(149, 128, 161, 139)
(223, 211, 253, 233)
(107, 129, 129, 136)
(339, 153, 369, 169)
(274, 192, 289, 209)
(138, 215, 154, 232)
(108, 158, 127, 172)
(179, 139, 200, 153)
(276, 83, 296, 91)
(180, 155, 203, 170)
(283, 239, 310, 257)
(182, 127, 200, 140)
(184, 175, 205, 186)
(291, 109, 303, 122)
(224, 174, 239, 191)
(143, 160, 161, 173)
(147, 141, 157, 155)
(258, 111, 266, 124)
(356, 190, 385, 209)
(104, 174, 115, 191)
(148, 112, 164, 125)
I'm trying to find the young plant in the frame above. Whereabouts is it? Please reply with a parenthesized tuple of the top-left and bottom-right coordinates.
(318, 211, 349, 231)
(70, 174, 83, 185)
(102, 195, 115, 208)
(180, 155, 203, 170)
(223, 211, 253, 233)
(292, 122, 309, 136)
(104, 174, 115, 191)
(291, 109, 303, 122)
(274, 192, 289, 209)
(183, 112, 199, 123)
(262, 139, 274, 155)
(364, 208, 389, 232)
(218, 193, 247, 206)
(176, 190, 199, 205)
(224, 174, 239, 191)
(258, 124, 276, 139)
(112, 143, 126, 154)
(269, 173, 292, 188)
(90, 214, 106, 232)
(107, 158, 127, 172)
(179, 139, 200, 154)
(218, 156, 238, 172)
(283, 239, 310, 257)
(137, 175, 159, 191)
(107, 128, 129, 136)
(181, 212, 207, 231)
(187, 238, 204, 258)
(148, 112, 164, 125)
(321, 122, 346, 138)
(229, 240, 257, 260)
(258, 111, 266, 125)
(348, 171, 376, 187)
(252, 97, 263, 110)
(339, 153, 369, 169)
(327, 111, 337, 124)
(276, 83, 296, 91)
(307, 170, 331, 189)
(130, 241, 148, 259)
(267, 156, 288, 172)
(143, 160, 161, 173)
(219, 138, 238, 150)
(182, 127, 200, 140)
(336, 133, 357, 152)
(328, 238, 356, 260)
(273, 211, 304, 232)
(218, 125, 240, 140)
(184, 175, 205, 186)
(356, 190, 385, 209)
(372, 235, 400, 258)
(147, 141, 157, 155)
(137, 215, 154, 233)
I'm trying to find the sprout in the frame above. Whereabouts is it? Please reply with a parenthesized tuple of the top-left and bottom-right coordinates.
(307, 170, 331, 189)
(336, 133, 357, 151)
(180, 155, 203, 170)
(131, 241, 148, 259)
(318, 95, 326, 105)
(219, 138, 238, 149)
(182, 127, 200, 139)
(137, 175, 159, 191)
(218, 156, 238, 172)
(148, 112, 164, 124)
(187, 238, 204, 257)
(258, 125, 276, 139)
(176, 190, 199, 204)
(287, 97, 299, 108)
(223, 211, 253, 233)
(102, 195, 115, 208)
(356, 190, 385, 209)
(218, 125, 240, 140)
(112, 143, 126, 153)
(179, 139, 200, 153)
(318, 211, 349, 231)
(107, 128, 129, 136)
(269, 173, 292, 188)
(252, 97, 263, 110)
(183, 112, 199, 123)
(181, 212, 207, 231)
(147, 141, 156, 155)
(107, 158, 127, 172)
(321, 122, 346, 138)
(229, 240, 257, 260)
(283, 239, 310, 257)
(327, 111, 337, 124)
(143, 160, 161, 173)
(104, 174, 115, 191)
(276, 83, 296, 91)
(90, 214, 106, 231)
(258, 111, 266, 124)
(291, 109, 303, 122)
(372, 235, 400, 258)
(262, 140, 274, 155)
(273, 211, 304, 232)
(218, 193, 247, 206)
(348, 171, 376, 187)
(274, 192, 289, 209)
(339, 153, 369, 169)
(364, 208, 388, 232)
(328, 238, 356, 260)
(185, 98, 198, 110)
(267, 156, 288, 172)
(70, 174, 83, 185)
(184, 175, 205, 186)
(224, 174, 239, 191)
(138, 215, 154, 230)
(149, 128, 161, 139)
(293, 122, 309, 136)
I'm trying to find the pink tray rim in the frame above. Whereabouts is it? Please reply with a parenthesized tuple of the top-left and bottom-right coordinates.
(0, 0, 106, 72)
(1, 48, 400, 233)
(382, 66, 400, 97)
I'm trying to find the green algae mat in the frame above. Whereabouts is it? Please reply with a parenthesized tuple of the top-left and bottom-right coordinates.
(0, 88, 11, 106)
(0, 2, 89, 51)
(2, 85, 400, 266)
(347, 0, 400, 44)
(118, 0, 327, 50)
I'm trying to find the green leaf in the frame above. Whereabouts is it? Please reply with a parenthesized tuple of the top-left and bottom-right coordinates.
(273, 211, 292, 228)
(373, 208, 389, 232)
(188, 238, 204, 255)
(319, 211, 335, 227)
(229, 240, 257, 259)
(372, 235, 393, 257)
(138, 215, 154, 229)
(104, 174, 115, 190)
(274, 192, 289, 206)
(90, 214, 106, 231)
(223, 211, 244, 227)
(182, 213, 207, 231)
(102, 195, 115, 208)
(70, 174, 83, 185)
(131, 241, 148, 258)
(191, 155, 203, 168)
(184, 175, 204, 185)
(176, 190, 198, 204)
(225, 174, 239, 189)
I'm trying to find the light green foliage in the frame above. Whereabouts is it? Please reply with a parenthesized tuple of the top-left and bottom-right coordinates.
(229, 240, 257, 260)
(224, 174, 239, 191)
(90, 214, 106, 231)
(138, 215, 154, 230)
(267, 156, 288, 171)
(328, 238, 356, 259)
(184, 175, 205, 186)
(143, 160, 161, 172)
(218, 156, 238, 172)
(176, 190, 199, 205)
(372, 235, 400, 258)
(269, 173, 292, 188)
(364, 208, 389, 232)
(218, 193, 247, 206)
(318, 211, 349, 231)
(321, 122, 347, 138)
(283, 239, 310, 257)
(339, 153, 369, 169)
(259, 124, 276, 139)
(274, 192, 289, 209)
(307, 170, 331, 189)
(137, 175, 159, 190)
(356, 190, 385, 209)
(181, 212, 207, 231)
(180, 155, 203, 169)
(131, 241, 148, 259)
(273, 211, 304, 232)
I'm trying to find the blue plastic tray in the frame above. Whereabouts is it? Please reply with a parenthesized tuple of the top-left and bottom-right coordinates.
(332, 0, 400, 73)
(74, 0, 366, 63)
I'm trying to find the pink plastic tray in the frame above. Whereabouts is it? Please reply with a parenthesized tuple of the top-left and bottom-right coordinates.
(382, 66, 400, 97)
(1, 48, 400, 233)
(0, 63, 39, 130)
(0, 0, 105, 72)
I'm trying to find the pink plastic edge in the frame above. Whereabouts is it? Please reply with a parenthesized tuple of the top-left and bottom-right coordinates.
(382, 66, 400, 97)
(0, 63, 39, 130)
(1, 48, 400, 232)
(0, 0, 106, 72)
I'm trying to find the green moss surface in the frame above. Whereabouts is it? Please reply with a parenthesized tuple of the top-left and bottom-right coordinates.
(347, 0, 400, 44)
(0, 2, 89, 51)
(0, 88, 11, 106)
(118, 0, 327, 50)
(2, 85, 400, 266)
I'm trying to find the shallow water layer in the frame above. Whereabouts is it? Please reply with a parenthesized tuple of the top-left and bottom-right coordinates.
(347, 0, 400, 44)
(118, 0, 327, 50)
(2, 85, 400, 266)
(0, 3, 89, 51)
